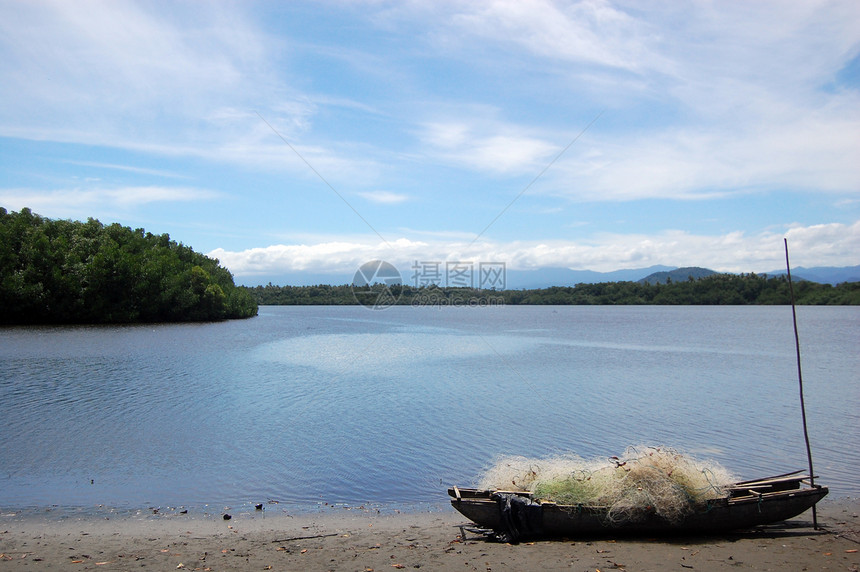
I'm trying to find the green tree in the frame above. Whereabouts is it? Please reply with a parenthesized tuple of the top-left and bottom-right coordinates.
(0, 208, 257, 324)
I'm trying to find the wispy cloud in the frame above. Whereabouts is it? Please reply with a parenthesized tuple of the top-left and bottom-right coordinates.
(407, 1, 860, 200)
(62, 160, 189, 179)
(0, 2, 396, 192)
(548, 109, 860, 201)
(0, 186, 222, 217)
(357, 190, 409, 204)
(445, 0, 667, 73)
(418, 119, 558, 174)
(0, 2, 258, 130)
(3, 1, 858, 202)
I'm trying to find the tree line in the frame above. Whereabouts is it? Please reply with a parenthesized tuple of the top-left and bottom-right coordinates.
(0, 208, 257, 324)
(246, 273, 859, 306)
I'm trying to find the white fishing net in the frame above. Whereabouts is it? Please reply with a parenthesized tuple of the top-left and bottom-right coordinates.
(477, 446, 737, 524)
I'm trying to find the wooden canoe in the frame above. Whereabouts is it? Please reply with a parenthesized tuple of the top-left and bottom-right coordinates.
(448, 472, 827, 538)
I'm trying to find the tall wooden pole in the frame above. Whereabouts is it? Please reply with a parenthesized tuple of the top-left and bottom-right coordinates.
(784, 238, 818, 529)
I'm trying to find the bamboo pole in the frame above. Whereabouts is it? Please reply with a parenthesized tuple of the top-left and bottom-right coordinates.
(783, 238, 818, 529)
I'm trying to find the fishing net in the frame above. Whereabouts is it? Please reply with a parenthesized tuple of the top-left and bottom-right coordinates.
(477, 446, 737, 524)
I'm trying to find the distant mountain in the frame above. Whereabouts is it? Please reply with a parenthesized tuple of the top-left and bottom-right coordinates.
(762, 265, 860, 286)
(639, 267, 718, 285)
(503, 265, 677, 289)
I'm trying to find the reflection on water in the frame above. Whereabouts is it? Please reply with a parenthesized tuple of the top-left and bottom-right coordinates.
(0, 305, 857, 512)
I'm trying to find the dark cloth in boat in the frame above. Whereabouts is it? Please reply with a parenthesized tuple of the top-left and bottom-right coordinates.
(492, 493, 543, 543)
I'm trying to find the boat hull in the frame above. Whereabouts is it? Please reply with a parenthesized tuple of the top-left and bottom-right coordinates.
(449, 484, 828, 536)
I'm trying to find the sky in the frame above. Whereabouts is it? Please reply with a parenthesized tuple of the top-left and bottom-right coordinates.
(1, 0, 859, 286)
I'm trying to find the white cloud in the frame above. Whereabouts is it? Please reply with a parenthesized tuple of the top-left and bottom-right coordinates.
(547, 100, 860, 201)
(62, 161, 189, 179)
(411, 1, 860, 199)
(210, 220, 860, 280)
(0, 186, 222, 218)
(3, 1, 858, 202)
(0, 2, 360, 177)
(358, 190, 409, 204)
(439, 0, 666, 73)
(0, 2, 257, 129)
(515, 221, 860, 273)
(0, 2, 400, 193)
(209, 238, 428, 276)
(418, 120, 558, 174)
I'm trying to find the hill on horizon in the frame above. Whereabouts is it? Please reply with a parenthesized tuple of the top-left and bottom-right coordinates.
(763, 265, 860, 285)
(639, 267, 718, 285)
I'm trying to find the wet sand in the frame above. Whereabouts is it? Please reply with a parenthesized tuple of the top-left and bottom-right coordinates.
(1, 499, 858, 571)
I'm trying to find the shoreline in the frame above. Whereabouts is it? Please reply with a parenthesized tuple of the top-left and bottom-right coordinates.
(1, 498, 857, 571)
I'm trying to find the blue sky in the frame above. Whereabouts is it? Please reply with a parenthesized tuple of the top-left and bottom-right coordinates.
(1, 1, 858, 285)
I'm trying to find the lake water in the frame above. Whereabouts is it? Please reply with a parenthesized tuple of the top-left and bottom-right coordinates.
(1, 305, 857, 514)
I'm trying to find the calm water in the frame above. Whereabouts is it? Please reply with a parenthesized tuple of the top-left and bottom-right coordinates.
(1, 305, 857, 513)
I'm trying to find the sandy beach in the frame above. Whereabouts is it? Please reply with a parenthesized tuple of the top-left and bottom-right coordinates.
(1, 499, 857, 571)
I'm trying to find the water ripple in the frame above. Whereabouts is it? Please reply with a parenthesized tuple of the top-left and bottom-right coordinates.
(1, 306, 857, 511)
